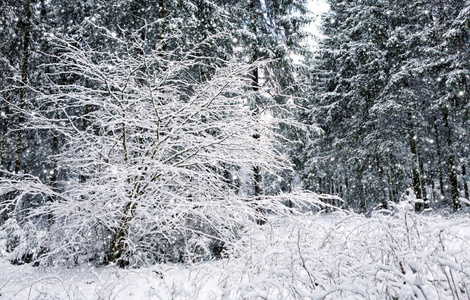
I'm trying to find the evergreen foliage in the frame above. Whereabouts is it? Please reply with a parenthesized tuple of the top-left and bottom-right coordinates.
(305, 0, 470, 212)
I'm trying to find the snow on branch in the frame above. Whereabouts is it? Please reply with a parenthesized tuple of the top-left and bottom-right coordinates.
(0, 25, 328, 267)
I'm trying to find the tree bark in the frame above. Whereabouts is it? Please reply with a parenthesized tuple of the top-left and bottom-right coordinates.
(442, 107, 460, 211)
(417, 148, 427, 207)
(248, 0, 264, 223)
(408, 113, 424, 211)
(0, 99, 10, 171)
(433, 118, 446, 204)
(14, 0, 32, 174)
(462, 164, 469, 202)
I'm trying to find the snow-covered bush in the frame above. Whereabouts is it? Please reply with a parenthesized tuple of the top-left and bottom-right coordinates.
(216, 207, 470, 299)
(2, 207, 469, 299)
(0, 24, 321, 267)
(0, 218, 47, 265)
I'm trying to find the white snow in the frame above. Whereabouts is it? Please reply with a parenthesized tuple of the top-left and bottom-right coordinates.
(1, 209, 470, 299)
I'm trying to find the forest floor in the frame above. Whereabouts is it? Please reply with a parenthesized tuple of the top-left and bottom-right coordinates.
(1, 207, 470, 299)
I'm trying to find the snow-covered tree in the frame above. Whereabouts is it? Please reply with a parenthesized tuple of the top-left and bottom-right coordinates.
(304, 0, 470, 212)
(0, 24, 307, 266)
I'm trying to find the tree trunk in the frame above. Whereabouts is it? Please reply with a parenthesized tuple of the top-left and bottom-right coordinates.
(408, 113, 424, 211)
(14, 0, 32, 174)
(252, 101, 264, 224)
(286, 174, 293, 208)
(417, 148, 427, 207)
(462, 164, 469, 202)
(387, 166, 394, 203)
(47, 129, 59, 223)
(442, 108, 460, 211)
(433, 117, 446, 204)
(157, 0, 168, 52)
(249, 0, 264, 222)
(0, 100, 10, 171)
(0, 100, 9, 224)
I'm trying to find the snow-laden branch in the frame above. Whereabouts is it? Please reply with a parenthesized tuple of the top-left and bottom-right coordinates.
(0, 26, 329, 267)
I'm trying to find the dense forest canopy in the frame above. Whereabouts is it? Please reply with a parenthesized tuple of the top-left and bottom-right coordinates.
(304, 0, 470, 213)
(0, 0, 469, 267)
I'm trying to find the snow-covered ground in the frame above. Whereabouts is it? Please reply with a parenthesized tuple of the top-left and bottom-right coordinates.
(1, 208, 470, 299)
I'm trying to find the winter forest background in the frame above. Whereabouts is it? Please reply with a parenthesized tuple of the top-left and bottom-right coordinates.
(1, 0, 470, 299)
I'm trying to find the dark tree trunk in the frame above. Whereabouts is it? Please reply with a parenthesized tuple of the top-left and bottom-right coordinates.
(0, 100, 9, 224)
(442, 108, 460, 211)
(417, 149, 427, 207)
(433, 117, 446, 204)
(376, 156, 388, 209)
(248, 0, 264, 223)
(462, 164, 469, 202)
(0, 99, 10, 171)
(47, 129, 59, 223)
(387, 167, 394, 203)
(387, 153, 397, 203)
(14, 0, 32, 174)
(251, 63, 261, 200)
(157, 0, 167, 52)
(408, 113, 424, 211)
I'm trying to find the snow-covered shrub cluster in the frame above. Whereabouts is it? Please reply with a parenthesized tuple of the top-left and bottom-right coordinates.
(0, 25, 320, 267)
(0, 218, 47, 265)
(1, 207, 469, 299)
(216, 207, 470, 299)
